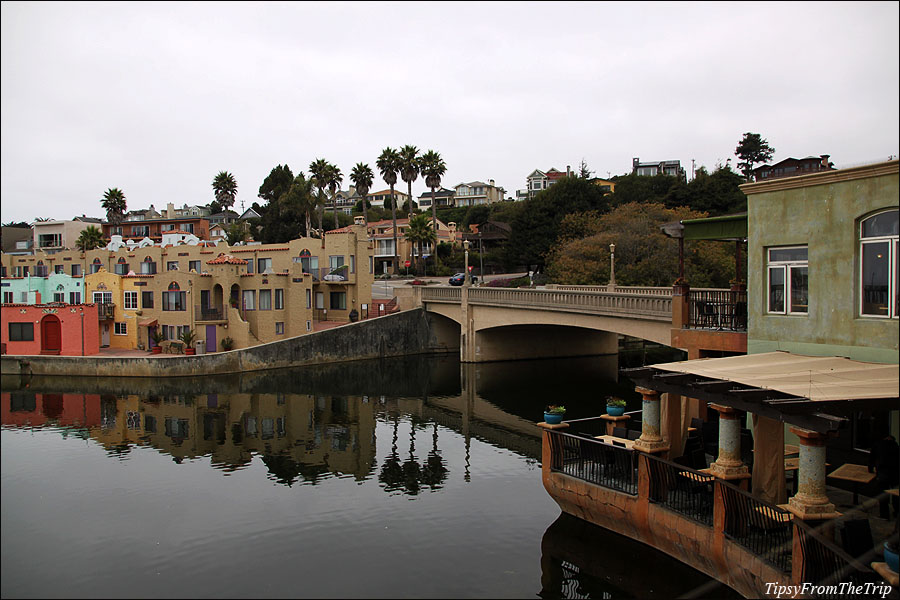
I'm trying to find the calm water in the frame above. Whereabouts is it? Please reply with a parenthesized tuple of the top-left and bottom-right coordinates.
(1, 353, 736, 599)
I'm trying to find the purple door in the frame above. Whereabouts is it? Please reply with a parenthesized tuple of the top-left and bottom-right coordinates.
(206, 325, 217, 353)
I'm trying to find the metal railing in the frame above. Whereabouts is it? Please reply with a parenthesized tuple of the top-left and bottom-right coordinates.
(547, 428, 638, 495)
(96, 303, 116, 320)
(688, 289, 747, 331)
(195, 305, 225, 321)
(794, 518, 879, 597)
(645, 452, 715, 526)
(719, 481, 793, 573)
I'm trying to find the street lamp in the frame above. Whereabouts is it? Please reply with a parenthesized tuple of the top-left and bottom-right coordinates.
(463, 239, 471, 286)
(609, 243, 616, 287)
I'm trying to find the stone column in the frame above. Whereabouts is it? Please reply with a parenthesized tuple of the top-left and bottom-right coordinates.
(708, 404, 749, 479)
(632, 387, 669, 454)
(786, 427, 837, 520)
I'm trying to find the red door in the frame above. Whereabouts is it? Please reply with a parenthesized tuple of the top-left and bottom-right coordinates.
(41, 315, 62, 355)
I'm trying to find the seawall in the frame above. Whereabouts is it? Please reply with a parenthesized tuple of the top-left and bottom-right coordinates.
(1, 309, 448, 379)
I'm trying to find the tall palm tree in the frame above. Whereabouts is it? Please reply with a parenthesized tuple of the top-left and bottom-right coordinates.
(405, 213, 436, 275)
(308, 158, 330, 237)
(325, 163, 343, 229)
(101, 188, 127, 225)
(420, 150, 447, 235)
(349, 163, 374, 226)
(212, 171, 238, 210)
(399, 145, 420, 219)
(377, 147, 401, 273)
(75, 226, 106, 251)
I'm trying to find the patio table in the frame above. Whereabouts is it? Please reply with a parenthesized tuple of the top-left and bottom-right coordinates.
(827, 463, 876, 505)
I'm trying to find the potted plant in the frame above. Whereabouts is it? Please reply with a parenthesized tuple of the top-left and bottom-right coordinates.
(885, 538, 899, 574)
(606, 397, 627, 417)
(544, 405, 566, 425)
(220, 336, 234, 351)
(179, 328, 197, 355)
(150, 328, 164, 354)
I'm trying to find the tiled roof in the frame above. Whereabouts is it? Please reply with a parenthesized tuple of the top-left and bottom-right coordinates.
(230, 247, 290, 253)
(207, 253, 248, 265)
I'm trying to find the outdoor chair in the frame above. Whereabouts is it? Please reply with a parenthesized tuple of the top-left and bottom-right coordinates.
(696, 301, 718, 329)
(627, 430, 641, 441)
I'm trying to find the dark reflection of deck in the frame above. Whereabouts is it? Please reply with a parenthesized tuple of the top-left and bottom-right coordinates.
(539, 513, 741, 599)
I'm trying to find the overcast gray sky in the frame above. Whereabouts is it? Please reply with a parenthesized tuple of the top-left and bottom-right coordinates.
(2, 1, 898, 225)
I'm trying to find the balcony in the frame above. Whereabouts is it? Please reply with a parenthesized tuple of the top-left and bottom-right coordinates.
(97, 303, 116, 320)
(688, 288, 747, 331)
(195, 305, 225, 322)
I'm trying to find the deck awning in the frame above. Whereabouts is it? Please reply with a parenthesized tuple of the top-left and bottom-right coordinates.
(624, 352, 899, 433)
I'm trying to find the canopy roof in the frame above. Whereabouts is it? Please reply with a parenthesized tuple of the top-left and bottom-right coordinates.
(661, 213, 747, 242)
(625, 352, 898, 433)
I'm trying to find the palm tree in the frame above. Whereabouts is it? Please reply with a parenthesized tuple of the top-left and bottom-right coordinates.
(75, 226, 106, 251)
(101, 188, 127, 225)
(420, 150, 447, 235)
(349, 163, 374, 226)
(405, 213, 436, 275)
(282, 174, 316, 237)
(308, 158, 330, 237)
(212, 171, 238, 210)
(399, 145, 420, 220)
(325, 163, 343, 230)
(377, 147, 401, 274)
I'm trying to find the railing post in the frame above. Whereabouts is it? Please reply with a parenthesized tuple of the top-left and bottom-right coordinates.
(672, 281, 690, 329)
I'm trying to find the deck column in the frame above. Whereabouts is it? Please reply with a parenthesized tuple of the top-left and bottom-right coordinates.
(708, 404, 749, 480)
(632, 387, 669, 454)
(785, 427, 838, 520)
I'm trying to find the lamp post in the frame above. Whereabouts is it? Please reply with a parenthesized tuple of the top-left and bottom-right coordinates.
(478, 232, 484, 285)
(609, 243, 616, 288)
(463, 239, 471, 286)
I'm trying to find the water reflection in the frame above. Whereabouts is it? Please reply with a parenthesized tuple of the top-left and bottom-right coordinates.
(2, 353, 734, 599)
(539, 513, 741, 599)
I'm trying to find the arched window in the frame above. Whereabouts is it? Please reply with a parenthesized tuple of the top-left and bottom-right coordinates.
(860, 208, 899, 318)
(141, 255, 157, 275)
(90, 257, 103, 274)
(115, 257, 129, 275)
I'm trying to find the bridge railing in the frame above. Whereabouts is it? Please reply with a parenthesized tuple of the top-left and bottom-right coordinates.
(547, 284, 673, 296)
(467, 287, 672, 320)
(420, 287, 462, 302)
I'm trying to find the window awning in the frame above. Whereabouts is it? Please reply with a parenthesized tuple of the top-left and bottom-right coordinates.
(624, 352, 899, 433)
(138, 319, 158, 327)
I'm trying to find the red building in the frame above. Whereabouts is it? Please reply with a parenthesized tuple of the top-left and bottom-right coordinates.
(1, 392, 102, 428)
(1, 303, 100, 355)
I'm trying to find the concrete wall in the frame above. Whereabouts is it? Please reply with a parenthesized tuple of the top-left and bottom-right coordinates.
(744, 161, 899, 363)
(1, 308, 446, 378)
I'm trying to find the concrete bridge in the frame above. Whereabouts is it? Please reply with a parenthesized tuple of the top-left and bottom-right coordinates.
(415, 285, 676, 363)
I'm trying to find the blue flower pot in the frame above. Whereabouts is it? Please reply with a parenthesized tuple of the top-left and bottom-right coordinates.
(885, 541, 899, 574)
(544, 412, 564, 425)
(606, 405, 625, 417)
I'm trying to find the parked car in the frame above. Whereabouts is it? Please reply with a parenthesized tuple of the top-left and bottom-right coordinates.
(449, 273, 477, 286)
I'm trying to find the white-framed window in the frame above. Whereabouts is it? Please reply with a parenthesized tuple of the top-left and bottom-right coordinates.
(329, 255, 345, 270)
(315, 292, 324, 310)
(93, 291, 113, 305)
(767, 246, 808, 314)
(124, 291, 138, 309)
(114, 322, 127, 335)
(860, 209, 899, 318)
(274, 289, 284, 310)
(275, 322, 284, 335)
(242, 290, 255, 310)
(258, 289, 272, 311)
(167, 261, 179, 271)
